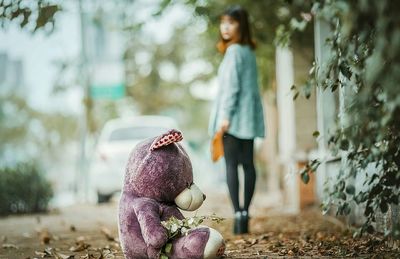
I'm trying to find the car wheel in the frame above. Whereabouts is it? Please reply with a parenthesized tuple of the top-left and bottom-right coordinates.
(97, 192, 112, 203)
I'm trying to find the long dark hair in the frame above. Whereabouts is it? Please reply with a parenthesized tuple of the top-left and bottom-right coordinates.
(217, 5, 256, 53)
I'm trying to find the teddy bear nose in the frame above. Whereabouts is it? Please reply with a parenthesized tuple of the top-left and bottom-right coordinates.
(203, 194, 206, 201)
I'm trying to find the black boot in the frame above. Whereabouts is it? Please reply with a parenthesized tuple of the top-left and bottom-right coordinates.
(233, 211, 242, 234)
(240, 210, 249, 234)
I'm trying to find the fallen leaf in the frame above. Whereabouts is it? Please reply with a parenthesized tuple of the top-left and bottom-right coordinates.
(83, 249, 102, 259)
(2, 243, 18, 249)
(69, 243, 90, 252)
(316, 232, 325, 240)
(34, 247, 53, 258)
(38, 228, 51, 244)
(76, 236, 86, 242)
(69, 238, 91, 252)
(35, 250, 47, 257)
(100, 227, 116, 242)
(102, 248, 115, 258)
(279, 248, 288, 255)
(44, 247, 54, 255)
(249, 238, 257, 246)
(35, 247, 74, 259)
(258, 234, 270, 241)
(53, 251, 74, 259)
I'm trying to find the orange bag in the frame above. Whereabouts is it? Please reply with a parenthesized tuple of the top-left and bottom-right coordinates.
(211, 130, 224, 162)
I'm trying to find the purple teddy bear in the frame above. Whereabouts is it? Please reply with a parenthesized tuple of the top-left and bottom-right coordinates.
(118, 129, 225, 259)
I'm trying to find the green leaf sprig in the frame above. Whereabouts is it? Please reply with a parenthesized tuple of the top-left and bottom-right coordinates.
(160, 214, 224, 259)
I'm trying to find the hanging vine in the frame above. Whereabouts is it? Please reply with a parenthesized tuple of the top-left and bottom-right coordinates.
(278, 0, 400, 237)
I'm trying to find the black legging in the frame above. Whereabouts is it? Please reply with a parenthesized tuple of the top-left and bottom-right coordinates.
(223, 133, 256, 213)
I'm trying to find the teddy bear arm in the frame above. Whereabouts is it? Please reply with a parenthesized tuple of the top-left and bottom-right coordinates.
(162, 205, 184, 221)
(133, 198, 169, 249)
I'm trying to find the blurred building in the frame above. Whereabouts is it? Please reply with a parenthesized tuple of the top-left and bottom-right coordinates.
(0, 52, 25, 96)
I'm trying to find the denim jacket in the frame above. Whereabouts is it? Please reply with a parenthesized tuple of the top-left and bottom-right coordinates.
(208, 44, 265, 139)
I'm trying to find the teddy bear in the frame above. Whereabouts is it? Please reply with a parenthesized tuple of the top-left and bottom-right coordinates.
(118, 129, 225, 259)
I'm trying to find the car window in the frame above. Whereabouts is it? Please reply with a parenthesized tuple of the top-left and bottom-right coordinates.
(108, 127, 170, 141)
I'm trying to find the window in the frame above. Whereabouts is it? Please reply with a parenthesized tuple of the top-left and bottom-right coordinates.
(108, 127, 169, 142)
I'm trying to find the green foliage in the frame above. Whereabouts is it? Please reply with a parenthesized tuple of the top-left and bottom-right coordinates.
(0, 94, 79, 163)
(124, 26, 191, 114)
(0, 162, 53, 215)
(120, 2, 216, 138)
(300, 159, 321, 184)
(282, 0, 400, 236)
(0, 0, 61, 32)
(161, 0, 314, 91)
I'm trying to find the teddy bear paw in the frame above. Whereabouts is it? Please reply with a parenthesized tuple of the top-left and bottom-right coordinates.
(203, 228, 225, 258)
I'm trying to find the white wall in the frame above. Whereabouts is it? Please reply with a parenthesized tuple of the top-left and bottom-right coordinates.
(276, 47, 299, 212)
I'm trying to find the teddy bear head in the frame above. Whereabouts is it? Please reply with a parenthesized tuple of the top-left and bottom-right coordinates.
(123, 129, 205, 210)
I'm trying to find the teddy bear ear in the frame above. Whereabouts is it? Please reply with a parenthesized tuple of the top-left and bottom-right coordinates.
(150, 129, 183, 151)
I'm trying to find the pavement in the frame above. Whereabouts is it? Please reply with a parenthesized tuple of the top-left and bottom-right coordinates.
(0, 184, 284, 259)
(1, 186, 398, 258)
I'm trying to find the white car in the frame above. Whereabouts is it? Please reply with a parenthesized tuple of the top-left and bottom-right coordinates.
(88, 115, 179, 203)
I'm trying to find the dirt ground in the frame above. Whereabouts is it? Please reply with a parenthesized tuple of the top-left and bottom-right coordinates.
(0, 190, 399, 259)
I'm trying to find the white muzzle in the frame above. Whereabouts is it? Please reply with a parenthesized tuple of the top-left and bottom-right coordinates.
(174, 183, 205, 211)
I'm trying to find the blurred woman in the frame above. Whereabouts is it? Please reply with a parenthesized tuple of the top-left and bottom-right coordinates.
(208, 5, 265, 234)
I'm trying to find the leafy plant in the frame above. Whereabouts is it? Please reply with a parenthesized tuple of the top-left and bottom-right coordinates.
(0, 162, 53, 215)
(160, 214, 224, 259)
(0, 0, 61, 32)
(280, 0, 400, 237)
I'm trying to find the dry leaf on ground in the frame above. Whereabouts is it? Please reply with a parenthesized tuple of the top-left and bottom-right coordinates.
(100, 227, 116, 242)
(37, 228, 51, 245)
(2, 243, 18, 249)
(69, 237, 91, 252)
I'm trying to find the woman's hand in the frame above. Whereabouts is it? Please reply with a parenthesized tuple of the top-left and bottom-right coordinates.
(221, 119, 230, 132)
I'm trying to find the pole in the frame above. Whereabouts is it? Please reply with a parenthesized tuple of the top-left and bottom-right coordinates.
(78, 0, 90, 202)
(276, 46, 298, 213)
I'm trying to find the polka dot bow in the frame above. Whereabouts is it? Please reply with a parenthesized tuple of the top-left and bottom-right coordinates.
(150, 129, 183, 151)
